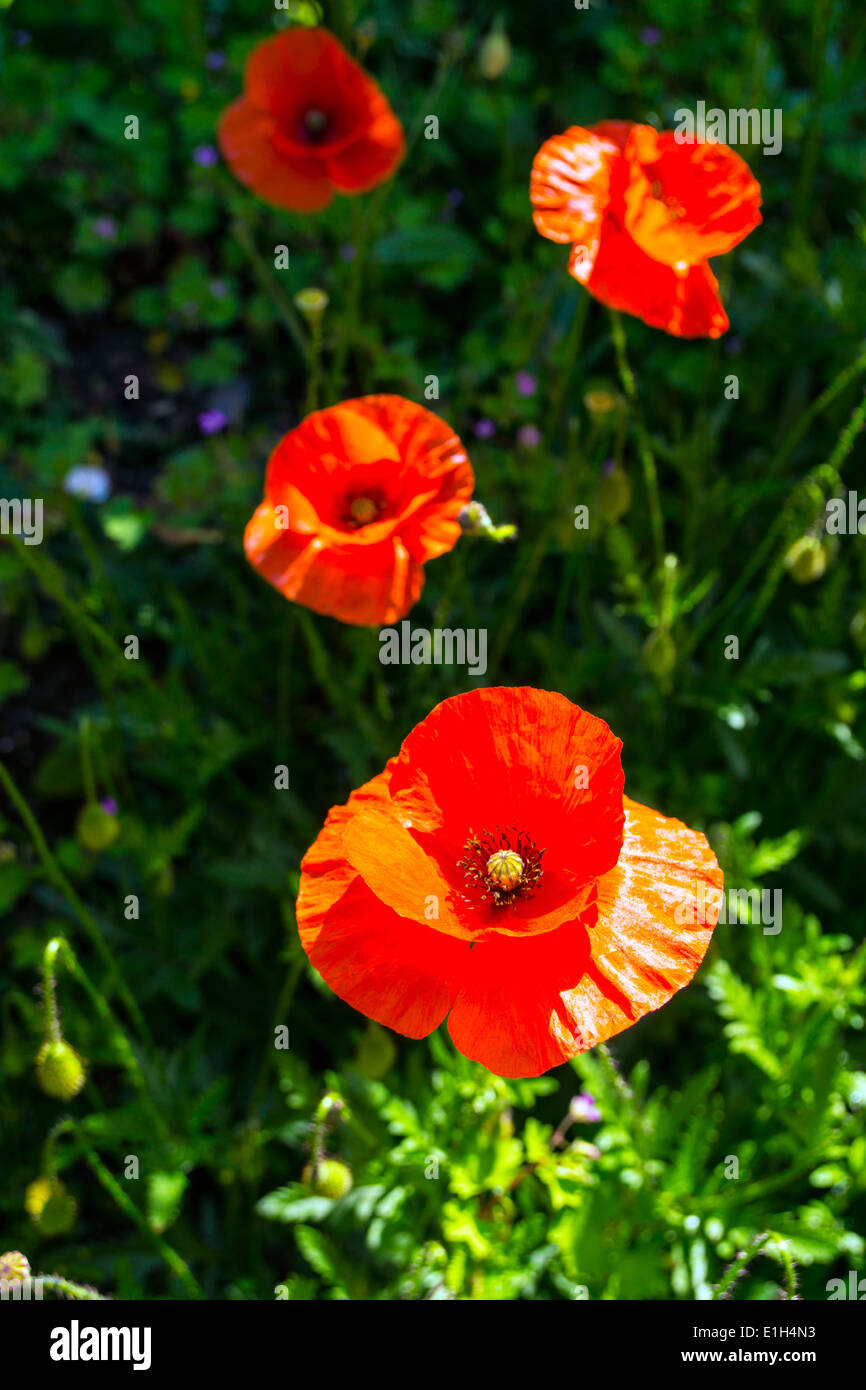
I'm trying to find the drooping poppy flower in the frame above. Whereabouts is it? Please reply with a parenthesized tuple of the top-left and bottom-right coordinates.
(530, 121, 761, 337)
(218, 27, 404, 212)
(297, 688, 724, 1077)
(244, 396, 474, 627)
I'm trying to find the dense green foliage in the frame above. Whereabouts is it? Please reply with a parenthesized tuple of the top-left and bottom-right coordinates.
(1, 0, 865, 1300)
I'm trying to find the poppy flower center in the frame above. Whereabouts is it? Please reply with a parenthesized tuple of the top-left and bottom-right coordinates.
(650, 179, 686, 222)
(458, 828, 544, 909)
(346, 495, 380, 526)
(301, 108, 330, 143)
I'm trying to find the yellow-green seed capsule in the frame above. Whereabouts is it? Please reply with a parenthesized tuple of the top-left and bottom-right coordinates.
(784, 535, 827, 584)
(75, 803, 119, 852)
(479, 23, 511, 80)
(35, 1039, 87, 1100)
(302, 1158, 353, 1200)
(486, 849, 524, 892)
(293, 287, 329, 333)
(597, 466, 632, 524)
(0, 1251, 31, 1284)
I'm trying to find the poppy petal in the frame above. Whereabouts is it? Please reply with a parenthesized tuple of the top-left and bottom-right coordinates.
(298, 770, 466, 1036)
(218, 98, 333, 212)
(585, 219, 730, 338)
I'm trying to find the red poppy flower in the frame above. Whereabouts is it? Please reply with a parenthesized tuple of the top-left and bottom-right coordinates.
(244, 395, 474, 627)
(530, 121, 761, 337)
(297, 688, 724, 1077)
(218, 27, 405, 212)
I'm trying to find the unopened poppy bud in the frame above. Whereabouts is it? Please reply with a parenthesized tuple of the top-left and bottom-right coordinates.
(355, 1020, 397, 1079)
(26, 1177, 77, 1234)
(75, 803, 119, 852)
(850, 607, 866, 654)
(314, 1091, 346, 1126)
(479, 21, 511, 79)
(302, 1157, 353, 1200)
(293, 287, 329, 334)
(35, 1039, 87, 1100)
(0, 1251, 31, 1284)
(643, 627, 677, 679)
(785, 534, 827, 584)
(597, 463, 632, 523)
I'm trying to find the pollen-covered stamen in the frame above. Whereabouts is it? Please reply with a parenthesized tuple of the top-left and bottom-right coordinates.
(458, 827, 544, 909)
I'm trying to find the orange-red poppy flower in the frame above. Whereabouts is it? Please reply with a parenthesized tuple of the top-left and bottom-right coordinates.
(218, 27, 404, 212)
(244, 396, 474, 627)
(297, 688, 724, 1077)
(531, 121, 761, 337)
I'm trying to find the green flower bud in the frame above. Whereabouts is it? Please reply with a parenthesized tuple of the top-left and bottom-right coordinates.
(314, 1091, 346, 1126)
(355, 1020, 397, 1080)
(75, 803, 119, 852)
(25, 1177, 78, 1234)
(479, 22, 511, 80)
(35, 1039, 87, 1100)
(0, 1251, 31, 1284)
(850, 607, 866, 655)
(642, 628, 677, 680)
(597, 465, 632, 524)
(784, 535, 827, 584)
(302, 1158, 353, 1200)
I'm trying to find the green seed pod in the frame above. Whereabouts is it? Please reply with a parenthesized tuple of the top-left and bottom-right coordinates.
(478, 22, 511, 80)
(597, 466, 632, 524)
(784, 534, 827, 584)
(35, 1039, 87, 1100)
(314, 1091, 346, 1126)
(0, 1251, 31, 1284)
(642, 628, 677, 680)
(38, 1191, 78, 1237)
(75, 803, 119, 852)
(25, 1177, 77, 1234)
(302, 1158, 353, 1200)
(355, 1020, 397, 1080)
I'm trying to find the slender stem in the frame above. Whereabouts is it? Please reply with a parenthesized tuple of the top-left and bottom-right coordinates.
(79, 716, 98, 805)
(39, 1274, 109, 1301)
(769, 348, 866, 476)
(46, 937, 168, 1140)
(52, 1118, 203, 1300)
(0, 761, 152, 1049)
(232, 216, 309, 362)
(711, 1232, 771, 1300)
(550, 290, 591, 426)
(609, 311, 664, 567)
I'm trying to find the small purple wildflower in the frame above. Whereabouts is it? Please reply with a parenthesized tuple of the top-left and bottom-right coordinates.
(340, 242, 357, 262)
(569, 1092, 602, 1124)
(515, 370, 537, 398)
(640, 26, 662, 45)
(193, 144, 219, 168)
(517, 424, 542, 449)
(205, 51, 226, 71)
(198, 408, 229, 436)
(473, 419, 496, 440)
(446, 189, 464, 208)
(93, 216, 117, 240)
(100, 797, 118, 817)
